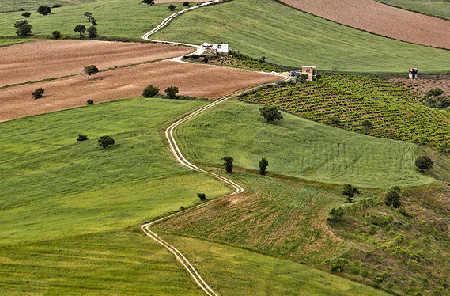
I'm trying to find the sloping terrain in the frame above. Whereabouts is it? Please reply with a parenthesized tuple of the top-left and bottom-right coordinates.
(0, 40, 192, 86)
(376, 0, 450, 20)
(278, 0, 450, 49)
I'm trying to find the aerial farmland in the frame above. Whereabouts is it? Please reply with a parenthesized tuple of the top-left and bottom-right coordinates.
(1, 0, 449, 295)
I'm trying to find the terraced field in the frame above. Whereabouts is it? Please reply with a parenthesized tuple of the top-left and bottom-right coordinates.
(241, 75, 450, 147)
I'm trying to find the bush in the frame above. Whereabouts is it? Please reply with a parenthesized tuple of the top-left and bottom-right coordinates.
(142, 85, 160, 97)
(425, 88, 444, 98)
(259, 157, 268, 175)
(330, 258, 348, 272)
(342, 184, 358, 202)
(385, 187, 401, 208)
(84, 65, 99, 79)
(87, 26, 97, 38)
(37, 6, 51, 15)
(197, 193, 206, 201)
(328, 207, 344, 222)
(183, 2, 190, 6)
(168, 4, 176, 11)
(52, 31, 61, 39)
(222, 156, 233, 173)
(77, 134, 89, 142)
(164, 86, 179, 99)
(14, 20, 32, 37)
(98, 135, 115, 149)
(21, 12, 31, 17)
(32, 88, 44, 99)
(259, 105, 283, 123)
(86, 99, 94, 105)
(415, 155, 433, 172)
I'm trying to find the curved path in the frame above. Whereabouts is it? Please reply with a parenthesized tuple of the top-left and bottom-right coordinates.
(279, 0, 450, 50)
(141, 97, 244, 295)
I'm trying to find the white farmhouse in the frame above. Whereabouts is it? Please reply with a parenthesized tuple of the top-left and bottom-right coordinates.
(201, 43, 230, 55)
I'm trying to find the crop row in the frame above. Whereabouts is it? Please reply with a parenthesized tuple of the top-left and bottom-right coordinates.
(241, 75, 450, 147)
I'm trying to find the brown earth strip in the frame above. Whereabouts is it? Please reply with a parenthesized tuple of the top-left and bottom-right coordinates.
(0, 40, 192, 87)
(0, 60, 279, 122)
(278, 0, 450, 49)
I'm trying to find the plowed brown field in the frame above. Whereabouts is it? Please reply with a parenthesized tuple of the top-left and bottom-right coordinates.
(0, 60, 279, 122)
(0, 40, 192, 87)
(279, 0, 450, 49)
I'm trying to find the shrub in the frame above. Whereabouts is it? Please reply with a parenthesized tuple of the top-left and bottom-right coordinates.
(385, 187, 401, 208)
(142, 85, 160, 97)
(164, 86, 179, 99)
(259, 157, 268, 175)
(415, 155, 433, 172)
(37, 6, 51, 15)
(183, 2, 190, 6)
(32, 88, 44, 99)
(330, 258, 348, 272)
(259, 105, 283, 123)
(21, 12, 31, 17)
(52, 31, 61, 39)
(222, 156, 233, 173)
(14, 20, 32, 37)
(328, 207, 344, 222)
(142, 0, 155, 4)
(87, 26, 97, 38)
(342, 184, 358, 202)
(168, 4, 176, 11)
(77, 134, 89, 142)
(84, 65, 99, 79)
(98, 135, 115, 149)
(361, 119, 373, 131)
(425, 88, 444, 98)
(86, 99, 94, 105)
(197, 193, 206, 201)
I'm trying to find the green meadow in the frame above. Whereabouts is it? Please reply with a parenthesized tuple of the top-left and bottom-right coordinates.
(176, 100, 433, 188)
(0, 0, 96, 13)
(376, 0, 450, 20)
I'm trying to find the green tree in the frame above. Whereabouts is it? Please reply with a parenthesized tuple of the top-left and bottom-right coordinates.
(183, 2, 190, 7)
(98, 135, 115, 149)
(197, 193, 206, 201)
(142, 0, 155, 5)
(385, 187, 401, 208)
(259, 105, 283, 123)
(32, 88, 44, 99)
(143, 85, 160, 97)
(37, 6, 51, 15)
(77, 135, 89, 142)
(222, 156, 233, 173)
(87, 26, 97, 38)
(415, 155, 433, 173)
(259, 157, 268, 175)
(84, 12, 93, 22)
(74, 24, 86, 37)
(52, 31, 61, 39)
(14, 20, 32, 37)
(84, 65, 99, 80)
(168, 4, 176, 11)
(164, 86, 179, 99)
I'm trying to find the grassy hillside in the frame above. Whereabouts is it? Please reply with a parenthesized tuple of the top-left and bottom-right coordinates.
(153, 0, 450, 73)
(0, 0, 96, 13)
(241, 75, 450, 148)
(0, 0, 178, 39)
(376, 0, 450, 20)
(176, 100, 433, 188)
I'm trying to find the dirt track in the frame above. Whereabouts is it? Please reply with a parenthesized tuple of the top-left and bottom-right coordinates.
(0, 60, 279, 122)
(279, 0, 450, 49)
(0, 40, 192, 86)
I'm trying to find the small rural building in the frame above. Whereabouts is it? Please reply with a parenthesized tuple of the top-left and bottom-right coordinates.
(302, 66, 317, 81)
(201, 43, 230, 55)
(409, 68, 418, 79)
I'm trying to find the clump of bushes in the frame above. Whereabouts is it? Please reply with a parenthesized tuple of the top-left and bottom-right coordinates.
(164, 86, 179, 99)
(142, 85, 160, 97)
(86, 99, 94, 105)
(342, 184, 359, 203)
(98, 135, 115, 149)
(385, 187, 401, 208)
(32, 88, 44, 99)
(415, 155, 433, 173)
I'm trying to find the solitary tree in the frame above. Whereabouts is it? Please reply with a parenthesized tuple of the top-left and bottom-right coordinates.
(74, 24, 86, 37)
(142, 0, 155, 5)
(222, 156, 233, 173)
(87, 26, 97, 38)
(32, 88, 44, 99)
(52, 30, 61, 39)
(385, 187, 401, 208)
(164, 86, 179, 99)
(14, 20, 32, 37)
(259, 105, 283, 123)
(98, 135, 115, 149)
(168, 4, 176, 11)
(37, 5, 51, 15)
(143, 85, 160, 97)
(84, 11, 93, 22)
(415, 155, 433, 173)
(197, 193, 206, 201)
(259, 157, 268, 175)
(84, 65, 99, 80)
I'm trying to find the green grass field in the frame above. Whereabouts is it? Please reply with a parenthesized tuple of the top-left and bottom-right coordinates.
(153, 0, 450, 73)
(0, 0, 178, 39)
(0, 0, 96, 13)
(164, 234, 391, 296)
(376, 0, 450, 20)
(176, 100, 433, 188)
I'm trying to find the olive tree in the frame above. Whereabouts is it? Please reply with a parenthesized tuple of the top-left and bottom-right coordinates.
(84, 65, 99, 80)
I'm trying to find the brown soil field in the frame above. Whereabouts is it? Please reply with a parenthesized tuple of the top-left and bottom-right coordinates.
(0, 40, 192, 87)
(279, 0, 450, 49)
(391, 76, 450, 97)
(0, 60, 279, 122)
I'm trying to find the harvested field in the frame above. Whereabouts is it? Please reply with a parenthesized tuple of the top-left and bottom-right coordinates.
(0, 60, 279, 122)
(279, 0, 450, 49)
(0, 40, 192, 87)
(391, 76, 450, 97)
